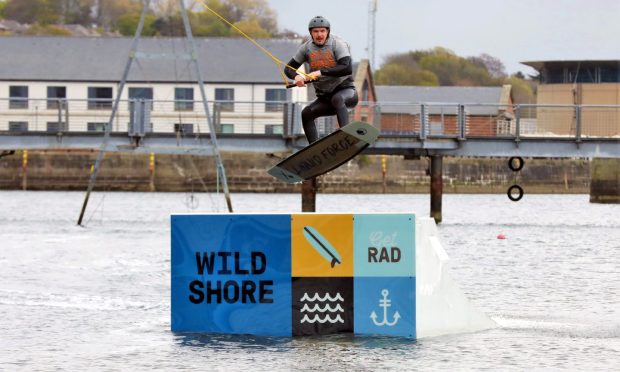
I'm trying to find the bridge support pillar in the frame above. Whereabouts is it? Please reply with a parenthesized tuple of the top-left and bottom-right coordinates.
(590, 158, 619, 203)
(301, 177, 318, 212)
(430, 155, 443, 223)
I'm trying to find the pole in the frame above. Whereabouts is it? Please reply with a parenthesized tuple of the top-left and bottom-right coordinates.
(77, 0, 151, 226)
(429, 155, 443, 223)
(179, 0, 233, 213)
(301, 178, 318, 212)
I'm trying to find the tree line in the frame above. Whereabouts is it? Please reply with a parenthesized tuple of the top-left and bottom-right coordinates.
(374, 47, 537, 103)
(0, 0, 282, 38)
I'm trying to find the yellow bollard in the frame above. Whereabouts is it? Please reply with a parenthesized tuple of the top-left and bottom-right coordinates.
(149, 152, 156, 191)
(22, 150, 28, 190)
(149, 153, 155, 172)
(381, 155, 387, 193)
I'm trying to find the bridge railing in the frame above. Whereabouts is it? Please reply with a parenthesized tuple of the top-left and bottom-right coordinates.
(0, 98, 618, 141)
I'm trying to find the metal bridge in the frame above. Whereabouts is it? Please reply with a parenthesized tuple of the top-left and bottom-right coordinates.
(1, 98, 619, 159)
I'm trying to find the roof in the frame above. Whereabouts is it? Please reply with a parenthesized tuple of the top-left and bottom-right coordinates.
(522, 60, 620, 71)
(376, 85, 511, 115)
(0, 36, 302, 84)
(353, 59, 376, 101)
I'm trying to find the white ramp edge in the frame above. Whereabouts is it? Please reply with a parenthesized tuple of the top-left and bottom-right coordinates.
(416, 217, 497, 338)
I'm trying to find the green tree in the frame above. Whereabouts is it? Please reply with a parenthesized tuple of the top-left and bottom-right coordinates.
(3, 0, 94, 25)
(232, 19, 270, 38)
(221, 0, 277, 34)
(61, 0, 94, 25)
(4, 0, 45, 24)
(25, 23, 72, 35)
(376, 47, 501, 86)
(191, 0, 275, 37)
(190, 11, 230, 36)
(96, 0, 142, 31)
(468, 53, 506, 78)
(504, 75, 537, 104)
(117, 13, 156, 36)
(375, 63, 439, 86)
(0, 1, 7, 18)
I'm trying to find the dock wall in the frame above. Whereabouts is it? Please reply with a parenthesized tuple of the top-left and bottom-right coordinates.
(0, 150, 592, 194)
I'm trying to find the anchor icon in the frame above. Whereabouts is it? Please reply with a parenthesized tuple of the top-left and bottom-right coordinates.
(370, 289, 401, 327)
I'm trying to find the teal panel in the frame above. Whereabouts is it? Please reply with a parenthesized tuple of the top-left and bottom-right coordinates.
(354, 214, 415, 277)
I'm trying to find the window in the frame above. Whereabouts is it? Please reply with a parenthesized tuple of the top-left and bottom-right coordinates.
(47, 121, 67, 132)
(265, 88, 287, 112)
(87, 122, 107, 132)
(361, 80, 369, 103)
(174, 123, 194, 134)
(129, 87, 153, 108)
(265, 124, 283, 135)
(215, 88, 234, 112)
(9, 121, 28, 132)
(9, 86, 28, 109)
(219, 123, 234, 134)
(175, 88, 194, 111)
(88, 87, 113, 109)
(600, 65, 620, 82)
(128, 87, 153, 100)
(47, 86, 67, 109)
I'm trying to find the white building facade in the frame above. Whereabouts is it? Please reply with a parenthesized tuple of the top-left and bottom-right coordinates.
(0, 36, 308, 135)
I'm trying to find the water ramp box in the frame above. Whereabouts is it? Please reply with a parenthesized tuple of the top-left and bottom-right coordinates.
(171, 214, 494, 338)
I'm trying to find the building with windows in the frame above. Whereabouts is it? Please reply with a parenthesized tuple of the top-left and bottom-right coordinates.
(523, 60, 620, 136)
(0, 36, 307, 135)
(374, 85, 514, 137)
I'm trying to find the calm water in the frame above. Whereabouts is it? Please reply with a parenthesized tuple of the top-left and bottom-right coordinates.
(0, 191, 618, 371)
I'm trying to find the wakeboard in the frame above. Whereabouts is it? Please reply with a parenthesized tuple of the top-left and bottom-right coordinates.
(268, 121, 379, 183)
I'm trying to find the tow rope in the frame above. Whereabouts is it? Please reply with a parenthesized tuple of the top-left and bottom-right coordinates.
(201, 2, 314, 87)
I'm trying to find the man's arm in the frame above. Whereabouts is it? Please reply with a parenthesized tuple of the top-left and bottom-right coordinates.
(284, 58, 302, 80)
(319, 56, 352, 77)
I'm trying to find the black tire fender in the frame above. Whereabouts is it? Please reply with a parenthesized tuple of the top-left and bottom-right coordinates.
(507, 184, 524, 201)
(508, 156, 524, 171)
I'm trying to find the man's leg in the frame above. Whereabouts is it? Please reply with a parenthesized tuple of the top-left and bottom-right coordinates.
(301, 98, 336, 143)
(330, 88, 359, 128)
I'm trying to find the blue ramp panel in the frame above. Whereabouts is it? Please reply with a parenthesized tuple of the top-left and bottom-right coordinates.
(353, 214, 416, 337)
(354, 277, 416, 338)
(171, 214, 292, 336)
(171, 213, 416, 338)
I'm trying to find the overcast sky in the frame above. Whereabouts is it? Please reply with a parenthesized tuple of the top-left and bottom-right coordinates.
(267, 0, 620, 76)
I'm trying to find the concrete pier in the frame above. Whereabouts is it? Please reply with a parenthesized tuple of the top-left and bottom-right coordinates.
(590, 158, 620, 203)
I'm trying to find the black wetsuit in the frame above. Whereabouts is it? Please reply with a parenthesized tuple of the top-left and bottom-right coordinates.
(284, 39, 358, 144)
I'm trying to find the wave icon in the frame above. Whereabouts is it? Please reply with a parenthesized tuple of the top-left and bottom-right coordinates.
(300, 292, 344, 302)
(299, 291, 345, 325)
(300, 303, 344, 313)
(300, 314, 345, 324)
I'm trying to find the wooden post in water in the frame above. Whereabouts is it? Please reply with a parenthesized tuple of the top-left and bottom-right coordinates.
(301, 177, 318, 212)
(430, 155, 443, 223)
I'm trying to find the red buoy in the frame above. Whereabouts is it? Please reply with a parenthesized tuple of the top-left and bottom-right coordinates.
(497, 233, 507, 239)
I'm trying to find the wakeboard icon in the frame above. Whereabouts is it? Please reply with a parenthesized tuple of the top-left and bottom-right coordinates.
(302, 226, 342, 268)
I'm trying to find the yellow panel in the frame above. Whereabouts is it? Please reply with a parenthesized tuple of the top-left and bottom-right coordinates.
(291, 214, 354, 277)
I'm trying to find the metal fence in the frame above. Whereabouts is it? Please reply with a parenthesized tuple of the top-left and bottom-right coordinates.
(1, 98, 619, 140)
